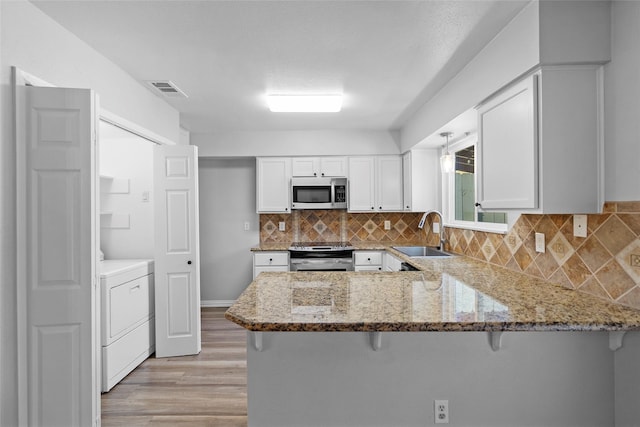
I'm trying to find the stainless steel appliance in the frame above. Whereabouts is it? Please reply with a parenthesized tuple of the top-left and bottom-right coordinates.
(289, 242, 354, 271)
(291, 177, 347, 210)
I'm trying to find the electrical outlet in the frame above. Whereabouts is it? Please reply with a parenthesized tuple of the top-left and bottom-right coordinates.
(243, 222, 250, 231)
(573, 214, 587, 238)
(435, 400, 449, 424)
(384, 220, 391, 230)
(142, 190, 150, 202)
(279, 221, 286, 231)
(535, 232, 545, 253)
(433, 222, 440, 233)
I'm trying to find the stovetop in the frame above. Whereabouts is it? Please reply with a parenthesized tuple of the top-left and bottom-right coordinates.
(289, 241, 354, 251)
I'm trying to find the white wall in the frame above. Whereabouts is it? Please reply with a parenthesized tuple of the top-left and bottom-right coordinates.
(193, 129, 401, 157)
(0, 2, 179, 424)
(604, 1, 640, 202)
(99, 121, 155, 259)
(198, 158, 259, 304)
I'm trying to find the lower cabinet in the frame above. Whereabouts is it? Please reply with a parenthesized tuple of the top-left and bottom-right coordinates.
(384, 252, 403, 272)
(100, 259, 155, 392)
(354, 251, 383, 272)
(253, 251, 289, 279)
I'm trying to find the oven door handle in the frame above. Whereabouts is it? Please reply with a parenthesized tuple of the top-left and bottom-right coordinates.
(290, 259, 352, 265)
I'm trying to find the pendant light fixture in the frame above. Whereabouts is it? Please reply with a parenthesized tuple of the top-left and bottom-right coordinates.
(440, 132, 454, 173)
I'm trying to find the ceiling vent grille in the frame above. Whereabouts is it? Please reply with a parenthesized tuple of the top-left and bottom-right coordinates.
(145, 80, 188, 98)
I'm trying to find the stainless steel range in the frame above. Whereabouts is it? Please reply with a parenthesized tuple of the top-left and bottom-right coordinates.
(288, 242, 354, 272)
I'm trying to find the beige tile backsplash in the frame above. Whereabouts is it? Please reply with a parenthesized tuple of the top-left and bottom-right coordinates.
(259, 201, 640, 310)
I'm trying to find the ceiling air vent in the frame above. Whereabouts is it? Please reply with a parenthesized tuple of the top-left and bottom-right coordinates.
(145, 80, 188, 98)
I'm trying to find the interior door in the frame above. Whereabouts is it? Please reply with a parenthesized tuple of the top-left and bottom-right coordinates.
(154, 144, 201, 357)
(16, 84, 98, 426)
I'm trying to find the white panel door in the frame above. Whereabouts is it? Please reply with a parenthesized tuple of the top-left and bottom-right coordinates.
(154, 145, 201, 357)
(16, 85, 98, 426)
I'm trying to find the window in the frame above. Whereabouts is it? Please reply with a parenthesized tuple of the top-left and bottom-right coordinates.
(443, 137, 508, 233)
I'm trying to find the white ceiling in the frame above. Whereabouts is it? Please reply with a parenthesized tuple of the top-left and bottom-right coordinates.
(31, 0, 528, 137)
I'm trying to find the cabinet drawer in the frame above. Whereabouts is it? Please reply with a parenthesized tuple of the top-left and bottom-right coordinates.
(254, 252, 288, 266)
(102, 318, 154, 392)
(105, 274, 154, 345)
(355, 266, 382, 272)
(354, 252, 383, 265)
(254, 265, 289, 278)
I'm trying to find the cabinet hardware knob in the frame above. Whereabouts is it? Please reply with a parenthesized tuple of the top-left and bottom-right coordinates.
(379, 206, 382, 210)
(475, 202, 481, 207)
(187, 260, 192, 265)
(371, 207, 374, 210)
(269, 258, 273, 262)
(314, 173, 317, 176)
(321, 173, 324, 176)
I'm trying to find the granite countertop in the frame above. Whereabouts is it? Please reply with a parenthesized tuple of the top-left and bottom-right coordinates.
(227, 251, 640, 332)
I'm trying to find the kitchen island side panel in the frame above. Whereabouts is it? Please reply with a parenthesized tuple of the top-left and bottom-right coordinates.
(248, 331, 613, 427)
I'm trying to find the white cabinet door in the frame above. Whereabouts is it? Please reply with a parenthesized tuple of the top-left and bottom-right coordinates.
(348, 157, 376, 212)
(403, 150, 438, 212)
(257, 158, 291, 213)
(376, 156, 404, 211)
(319, 157, 347, 177)
(17, 85, 98, 426)
(154, 145, 201, 358)
(292, 157, 346, 177)
(291, 157, 317, 177)
(477, 75, 538, 209)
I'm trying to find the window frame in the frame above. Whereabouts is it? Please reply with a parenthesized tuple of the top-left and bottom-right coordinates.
(442, 135, 508, 235)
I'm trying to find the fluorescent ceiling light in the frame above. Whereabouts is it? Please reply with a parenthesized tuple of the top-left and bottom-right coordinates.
(267, 94, 343, 113)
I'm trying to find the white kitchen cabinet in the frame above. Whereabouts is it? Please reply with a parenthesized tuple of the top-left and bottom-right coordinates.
(403, 150, 439, 212)
(354, 251, 383, 271)
(100, 259, 154, 392)
(348, 156, 403, 212)
(257, 157, 291, 213)
(253, 251, 289, 279)
(292, 157, 347, 177)
(383, 252, 403, 272)
(477, 67, 602, 213)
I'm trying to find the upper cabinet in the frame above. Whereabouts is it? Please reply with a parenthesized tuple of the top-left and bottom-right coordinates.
(403, 150, 438, 212)
(348, 156, 403, 212)
(291, 157, 347, 177)
(477, 67, 602, 214)
(256, 157, 291, 213)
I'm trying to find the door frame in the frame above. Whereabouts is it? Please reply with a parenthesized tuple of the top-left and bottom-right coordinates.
(13, 66, 176, 426)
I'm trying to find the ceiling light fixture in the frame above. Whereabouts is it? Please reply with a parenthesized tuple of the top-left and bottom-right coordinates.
(267, 94, 343, 113)
(440, 132, 454, 173)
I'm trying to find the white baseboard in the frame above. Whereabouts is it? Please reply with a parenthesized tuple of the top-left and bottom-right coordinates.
(201, 299, 236, 308)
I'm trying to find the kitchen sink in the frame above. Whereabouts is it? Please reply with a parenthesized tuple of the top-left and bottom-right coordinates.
(392, 246, 453, 258)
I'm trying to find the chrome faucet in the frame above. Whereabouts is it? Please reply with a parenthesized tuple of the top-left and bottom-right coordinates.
(418, 210, 445, 250)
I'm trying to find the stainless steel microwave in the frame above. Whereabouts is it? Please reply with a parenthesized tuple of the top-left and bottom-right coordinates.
(291, 177, 348, 210)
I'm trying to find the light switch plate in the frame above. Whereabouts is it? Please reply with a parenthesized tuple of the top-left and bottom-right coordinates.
(535, 232, 545, 253)
(573, 215, 587, 238)
(279, 221, 286, 231)
(384, 220, 391, 230)
(433, 222, 440, 233)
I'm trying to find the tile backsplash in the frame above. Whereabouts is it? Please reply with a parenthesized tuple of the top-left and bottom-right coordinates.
(259, 202, 640, 310)
(446, 201, 640, 310)
(260, 210, 436, 245)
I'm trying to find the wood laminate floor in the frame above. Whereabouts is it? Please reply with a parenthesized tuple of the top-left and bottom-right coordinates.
(101, 307, 248, 427)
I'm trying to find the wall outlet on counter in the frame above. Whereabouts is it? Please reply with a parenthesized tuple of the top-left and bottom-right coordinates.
(384, 220, 391, 230)
(279, 221, 286, 231)
(244, 222, 250, 231)
(435, 400, 449, 424)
